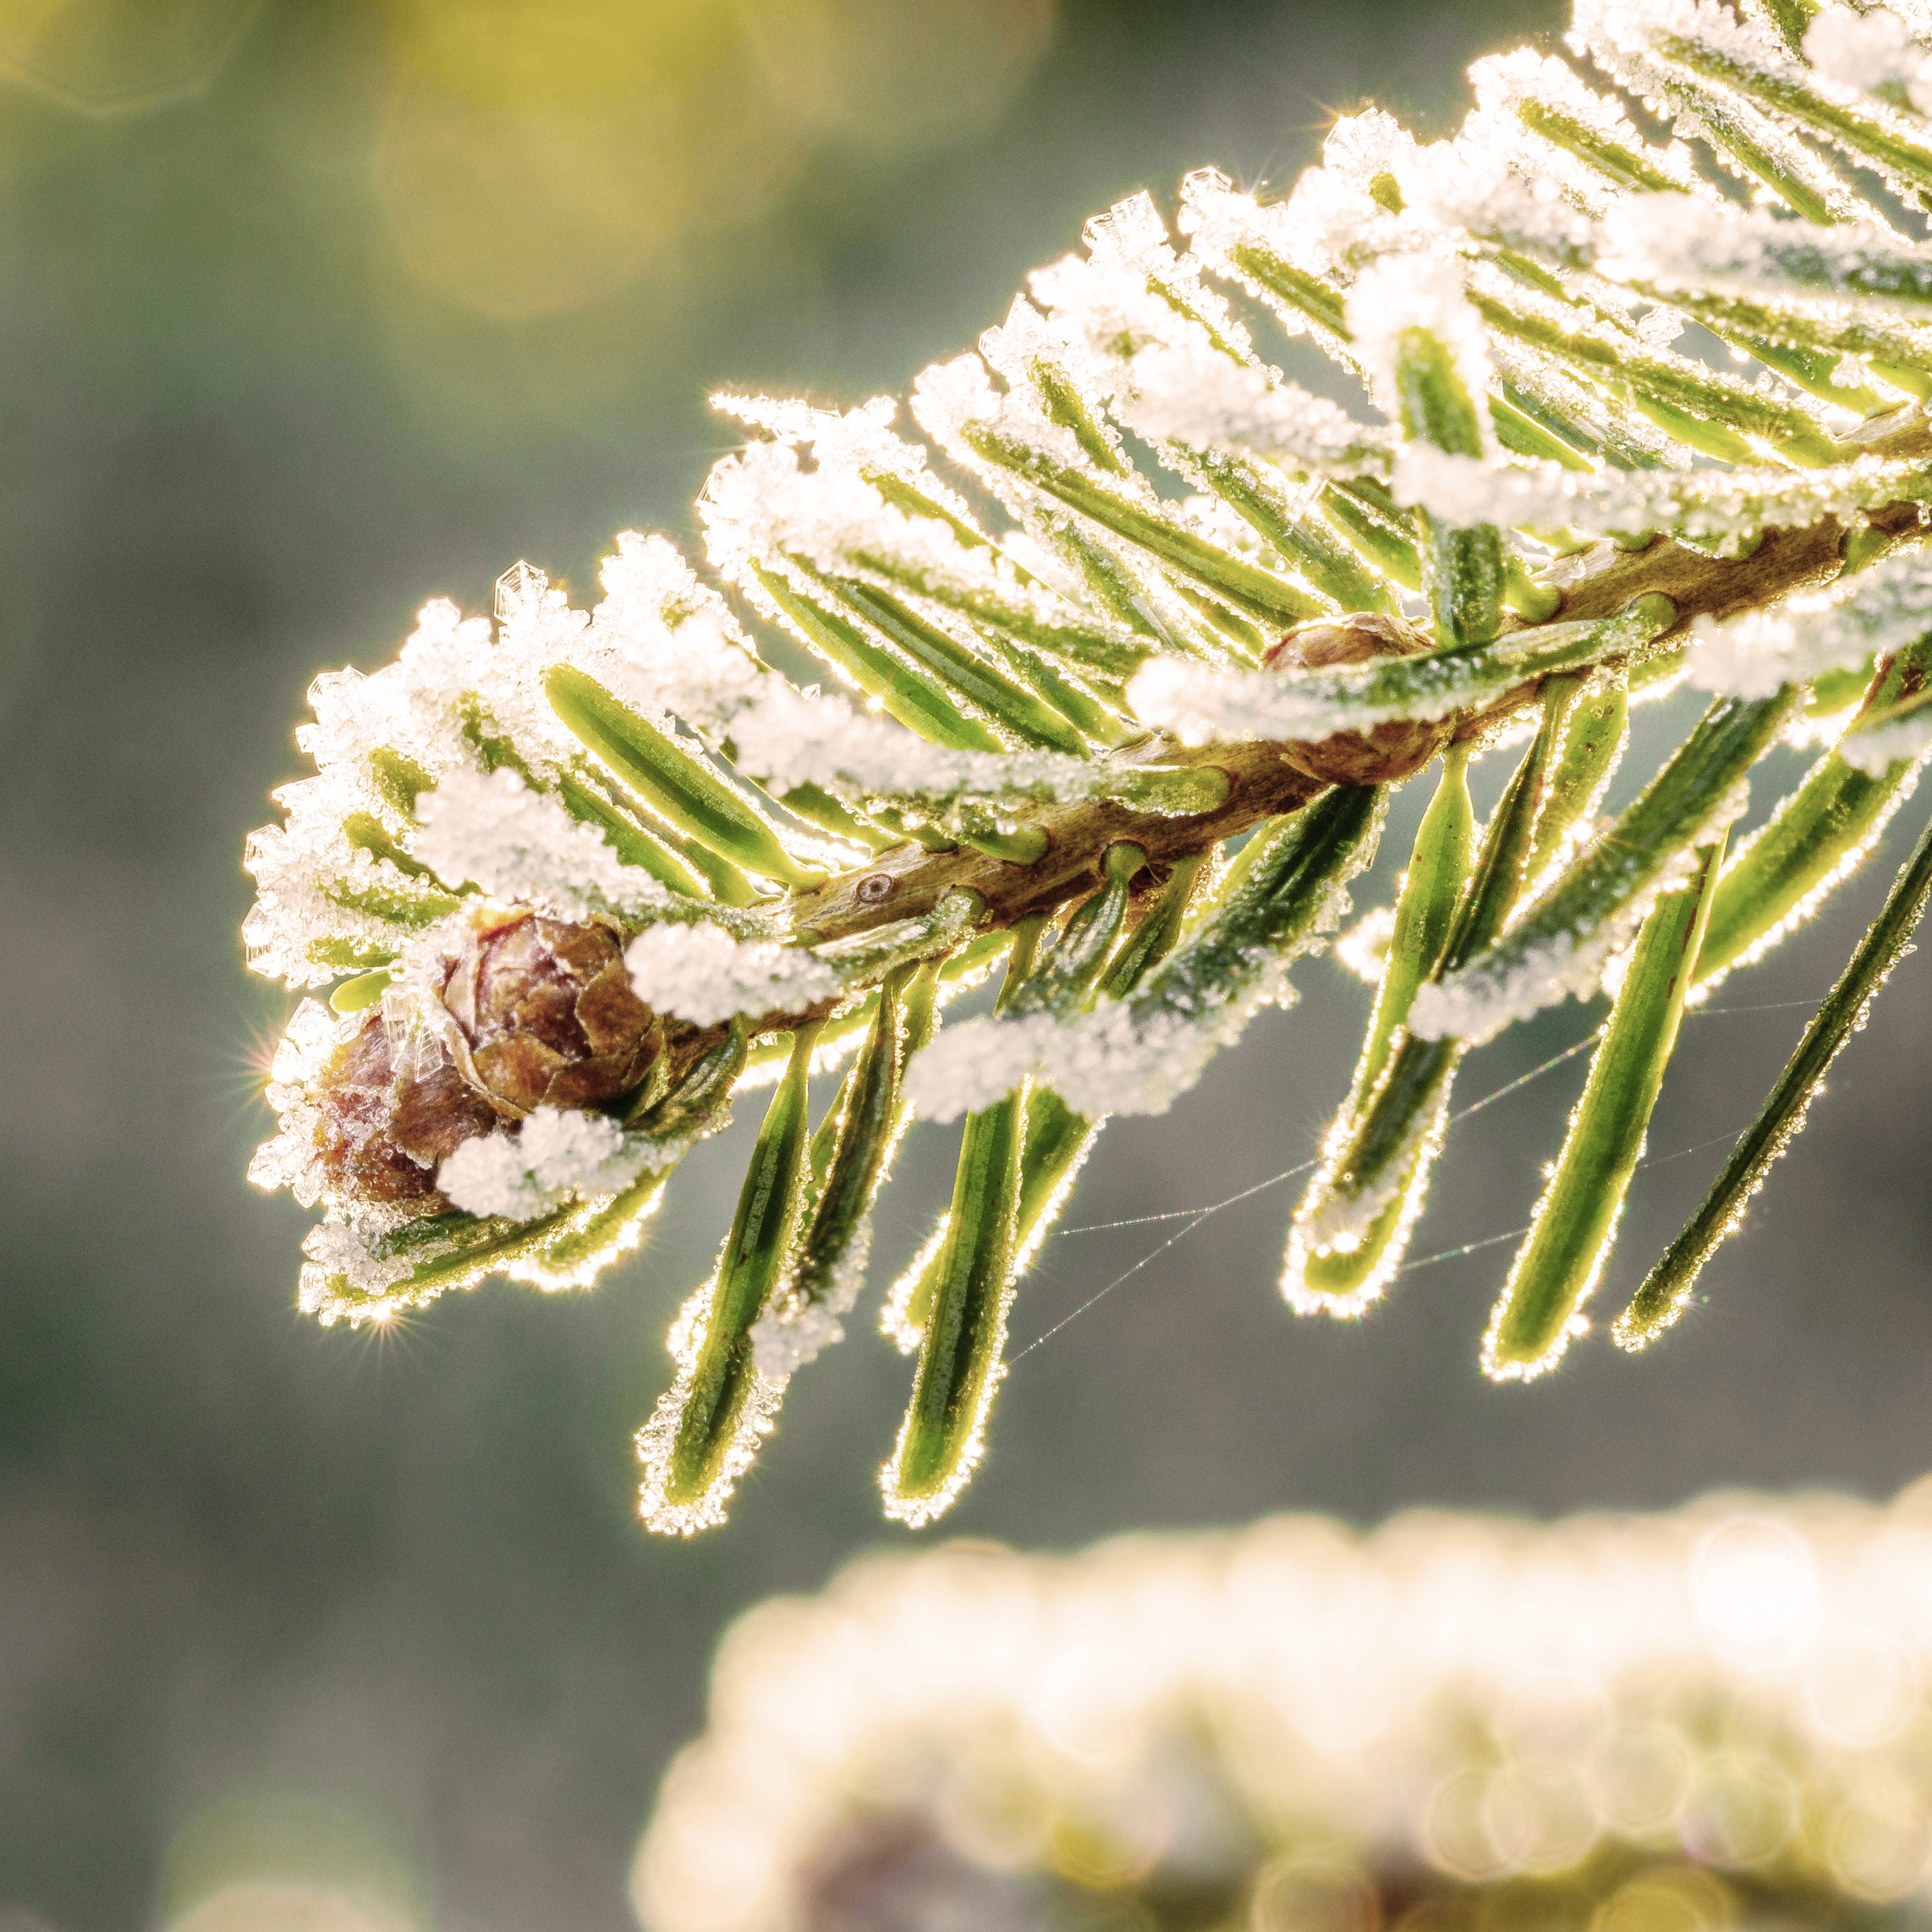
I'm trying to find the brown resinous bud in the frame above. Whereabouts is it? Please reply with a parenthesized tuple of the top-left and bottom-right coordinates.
(1268, 612, 1448, 787)
(314, 910, 662, 1210)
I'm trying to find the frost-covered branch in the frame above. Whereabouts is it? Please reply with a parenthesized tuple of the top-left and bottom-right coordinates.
(244, 0, 1932, 1537)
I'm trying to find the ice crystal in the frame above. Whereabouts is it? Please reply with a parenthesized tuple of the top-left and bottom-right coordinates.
(902, 1012, 1061, 1122)
(1843, 704, 1932, 775)
(1598, 193, 1931, 313)
(879, 1218, 948, 1356)
(1121, 351, 1393, 476)
(246, 996, 346, 1207)
(1032, 189, 1255, 391)
(1691, 549, 1932, 697)
(1347, 253, 1494, 428)
(749, 1227, 871, 1380)
(724, 677, 1089, 806)
(1692, 749, 1927, 998)
(1804, 8, 1931, 106)
(1130, 601, 1664, 746)
(1411, 823, 1727, 1046)
(1290, 1056, 1454, 1270)
(591, 533, 767, 737)
(438, 1106, 644, 1222)
(912, 797, 1374, 1122)
(415, 768, 672, 918)
(701, 437, 968, 593)
(905, 999, 1276, 1123)
(624, 922, 841, 1027)
(634, 1277, 789, 1537)
(1471, 44, 1701, 194)
(1334, 904, 1399, 984)
(1395, 447, 1932, 552)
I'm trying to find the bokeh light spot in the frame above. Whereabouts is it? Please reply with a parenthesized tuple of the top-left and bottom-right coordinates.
(1803, 1634, 1918, 1746)
(734, 0, 1058, 156)
(1679, 1754, 1797, 1869)
(1478, 1766, 1598, 1874)
(159, 1794, 424, 1932)
(1590, 1867, 1734, 1932)
(1047, 1798, 1165, 1891)
(1691, 1517, 1821, 1671)
(936, 1746, 1054, 1871)
(376, 0, 804, 320)
(1423, 1770, 1507, 1882)
(1826, 1778, 1932, 1900)
(167, 1884, 411, 1932)
(374, 0, 1060, 318)
(1496, 1670, 1609, 1776)
(0, 0, 257, 113)
(1590, 1723, 1694, 1835)
(1249, 1855, 1380, 1932)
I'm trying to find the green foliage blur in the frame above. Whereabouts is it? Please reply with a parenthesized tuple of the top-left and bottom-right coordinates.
(9, 3, 1932, 1930)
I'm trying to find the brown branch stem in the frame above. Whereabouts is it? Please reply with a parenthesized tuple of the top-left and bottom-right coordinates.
(662, 410, 1932, 1068)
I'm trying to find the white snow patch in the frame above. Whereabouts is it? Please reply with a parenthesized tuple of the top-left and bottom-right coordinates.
(750, 1228, 872, 1380)
(905, 996, 1296, 1125)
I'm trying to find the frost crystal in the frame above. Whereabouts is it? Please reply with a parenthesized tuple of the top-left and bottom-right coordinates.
(1843, 702, 1932, 776)
(1334, 905, 1397, 986)
(246, 996, 347, 1207)
(1412, 784, 1751, 1047)
(1346, 253, 1492, 424)
(1031, 188, 1255, 397)
(905, 1000, 1297, 1124)
(415, 768, 671, 917)
(726, 677, 1093, 806)
(1283, 1078, 1452, 1314)
(1690, 548, 1932, 698)
(1395, 447, 1932, 552)
(749, 1294, 848, 1381)
(636, 1277, 789, 1537)
(1804, 8, 1927, 100)
(749, 1227, 872, 1380)
(1128, 604, 1654, 745)
(625, 922, 841, 1026)
(902, 1012, 1061, 1123)
(1121, 351, 1393, 476)
(1471, 45, 1701, 197)
(907, 798, 1372, 1124)
(440, 1106, 640, 1221)
(1598, 193, 1929, 312)
(592, 533, 767, 736)
(1049, 1005, 1263, 1119)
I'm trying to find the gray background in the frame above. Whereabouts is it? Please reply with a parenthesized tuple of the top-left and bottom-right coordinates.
(4, 1, 1930, 1927)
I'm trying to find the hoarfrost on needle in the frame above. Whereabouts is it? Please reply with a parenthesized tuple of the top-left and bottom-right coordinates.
(1690, 548, 1932, 698)
(1804, 8, 1931, 107)
(415, 767, 673, 918)
(625, 922, 842, 1027)
(440, 1106, 643, 1221)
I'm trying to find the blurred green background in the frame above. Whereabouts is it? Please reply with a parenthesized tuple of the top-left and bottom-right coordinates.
(5, 1, 1932, 1927)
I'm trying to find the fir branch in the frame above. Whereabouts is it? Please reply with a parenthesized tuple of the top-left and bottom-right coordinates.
(244, 0, 1932, 1535)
